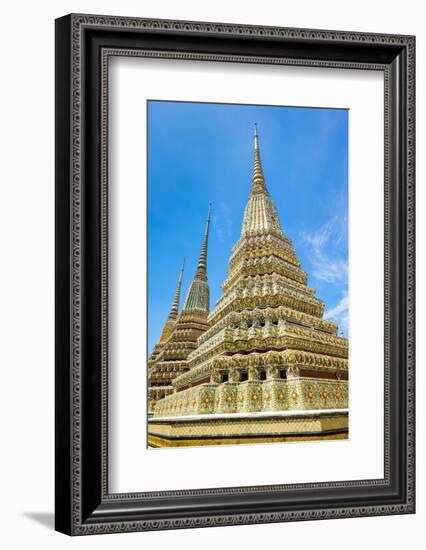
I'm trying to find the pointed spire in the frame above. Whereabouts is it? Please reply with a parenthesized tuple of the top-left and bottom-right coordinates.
(251, 123, 268, 195)
(151, 260, 186, 349)
(240, 125, 282, 237)
(183, 205, 211, 312)
(195, 204, 211, 282)
(167, 259, 185, 321)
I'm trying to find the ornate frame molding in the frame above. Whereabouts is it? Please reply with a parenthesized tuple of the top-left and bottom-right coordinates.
(55, 14, 415, 535)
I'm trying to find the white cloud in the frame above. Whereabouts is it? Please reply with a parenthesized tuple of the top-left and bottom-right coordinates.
(301, 217, 349, 336)
(324, 292, 349, 335)
(324, 292, 348, 318)
(301, 217, 348, 284)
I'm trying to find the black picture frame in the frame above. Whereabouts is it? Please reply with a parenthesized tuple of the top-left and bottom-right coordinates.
(55, 13, 415, 535)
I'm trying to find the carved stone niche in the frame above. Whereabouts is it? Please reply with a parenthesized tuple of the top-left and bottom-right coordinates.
(286, 365, 300, 379)
(267, 365, 280, 380)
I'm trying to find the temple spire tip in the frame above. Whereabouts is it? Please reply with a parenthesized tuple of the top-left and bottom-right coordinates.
(178, 258, 185, 283)
(251, 124, 268, 194)
(198, 204, 211, 273)
(254, 123, 259, 150)
(167, 260, 185, 320)
(182, 204, 211, 312)
(202, 203, 211, 239)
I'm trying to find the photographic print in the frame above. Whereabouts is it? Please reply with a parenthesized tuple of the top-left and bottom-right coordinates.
(147, 100, 349, 448)
(56, 16, 415, 533)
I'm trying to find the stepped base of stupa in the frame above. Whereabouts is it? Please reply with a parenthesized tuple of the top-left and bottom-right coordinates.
(147, 409, 348, 448)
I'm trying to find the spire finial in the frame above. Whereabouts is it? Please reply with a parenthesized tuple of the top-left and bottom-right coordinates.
(182, 206, 211, 312)
(205, 203, 211, 235)
(195, 204, 211, 280)
(168, 260, 185, 320)
(179, 258, 185, 282)
(251, 124, 268, 194)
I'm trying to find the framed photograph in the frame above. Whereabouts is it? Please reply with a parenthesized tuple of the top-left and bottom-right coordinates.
(55, 14, 415, 535)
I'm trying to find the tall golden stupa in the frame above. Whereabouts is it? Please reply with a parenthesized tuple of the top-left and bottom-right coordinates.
(148, 125, 348, 447)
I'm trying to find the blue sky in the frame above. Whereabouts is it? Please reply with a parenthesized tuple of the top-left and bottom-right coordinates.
(147, 100, 348, 354)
